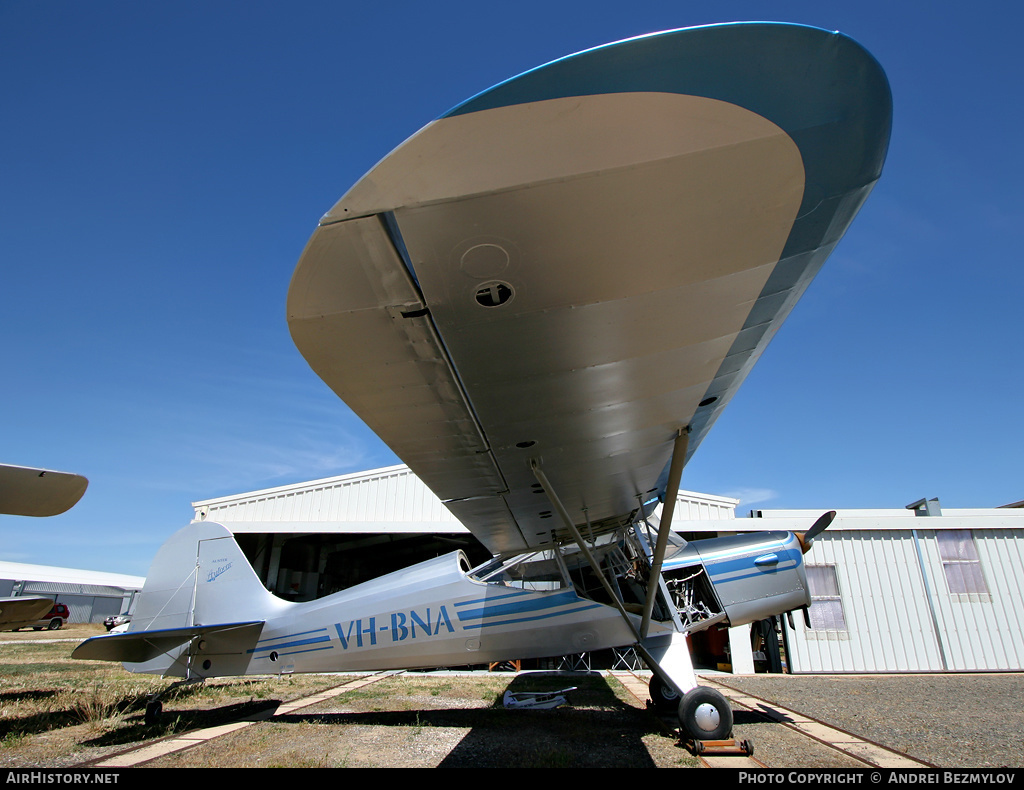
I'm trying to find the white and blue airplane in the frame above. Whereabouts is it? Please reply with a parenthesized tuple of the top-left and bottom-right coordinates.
(74, 22, 891, 741)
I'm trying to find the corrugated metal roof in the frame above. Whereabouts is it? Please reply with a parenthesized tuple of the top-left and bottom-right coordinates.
(752, 508, 1024, 530)
(193, 464, 739, 534)
(21, 581, 131, 597)
(0, 560, 144, 590)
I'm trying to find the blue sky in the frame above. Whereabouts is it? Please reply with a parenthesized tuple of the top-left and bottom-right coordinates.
(2, 1, 1021, 576)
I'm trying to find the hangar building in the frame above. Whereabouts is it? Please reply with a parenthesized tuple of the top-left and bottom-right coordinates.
(192, 464, 1024, 674)
(0, 561, 144, 626)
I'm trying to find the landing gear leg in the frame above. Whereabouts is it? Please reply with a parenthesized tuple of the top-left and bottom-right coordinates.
(638, 632, 734, 739)
(143, 676, 202, 726)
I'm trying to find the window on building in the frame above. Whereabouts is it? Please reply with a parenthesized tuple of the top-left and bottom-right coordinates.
(936, 530, 988, 595)
(806, 564, 847, 631)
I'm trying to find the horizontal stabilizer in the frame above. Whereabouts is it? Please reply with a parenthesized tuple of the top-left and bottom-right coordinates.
(72, 621, 264, 664)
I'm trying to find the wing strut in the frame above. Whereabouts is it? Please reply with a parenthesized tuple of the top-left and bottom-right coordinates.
(641, 427, 690, 638)
(530, 460, 641, 643)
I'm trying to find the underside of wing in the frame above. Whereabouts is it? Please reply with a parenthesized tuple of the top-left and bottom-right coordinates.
(287, 23, 892, 555)
(0, 463, 89, 517)
(0, 596, 55, 629)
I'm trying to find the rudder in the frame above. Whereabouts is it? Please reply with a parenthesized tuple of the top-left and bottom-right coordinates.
(131, 520, 286, 631)
(88, 521, 290, 678)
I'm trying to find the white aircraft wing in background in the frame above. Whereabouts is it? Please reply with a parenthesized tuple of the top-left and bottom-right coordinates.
(0, 463, 89, 630)
(0, 463, 88, 517)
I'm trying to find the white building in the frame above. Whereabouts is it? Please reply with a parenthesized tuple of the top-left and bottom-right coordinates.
(193, 465, 1024, 674)
(0, 561, 144, 625)
(746, 501, 1024, 673)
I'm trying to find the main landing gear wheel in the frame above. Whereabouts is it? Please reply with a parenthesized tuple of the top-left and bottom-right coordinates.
(648, 674, 681, 712)
(678, 686, 733, 741)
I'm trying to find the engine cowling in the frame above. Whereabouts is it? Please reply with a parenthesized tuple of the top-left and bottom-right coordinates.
(661, 531, 810, 629)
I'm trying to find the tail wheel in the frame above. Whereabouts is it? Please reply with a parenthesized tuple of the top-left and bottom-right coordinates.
(648, 674, 681, 712)
(144, 700, 163, 726)
(678, 686, 733, 741)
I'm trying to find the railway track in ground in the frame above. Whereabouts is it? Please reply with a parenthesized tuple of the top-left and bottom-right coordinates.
(610, 671, 767, 768)
(612, 670, 933, 769)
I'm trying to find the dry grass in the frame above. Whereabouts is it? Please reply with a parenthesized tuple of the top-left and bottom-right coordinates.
(0, 625, 346, 767)
(0, 626, 697, 768)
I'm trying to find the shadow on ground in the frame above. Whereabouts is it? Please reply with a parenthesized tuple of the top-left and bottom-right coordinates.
(270, 672, 672, 768)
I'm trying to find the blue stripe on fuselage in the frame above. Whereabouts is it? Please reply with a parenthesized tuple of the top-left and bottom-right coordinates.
(704, 547, 803, 583)
(455, 590, 583, 622)
(460, 602, 604, 629)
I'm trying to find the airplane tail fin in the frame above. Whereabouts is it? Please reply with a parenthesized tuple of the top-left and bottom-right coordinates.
(130, 520, 286, 631)
(74, 521, 288, 677)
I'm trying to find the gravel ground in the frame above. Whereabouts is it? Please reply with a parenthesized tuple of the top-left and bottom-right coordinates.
(716, 673, 1024, 768)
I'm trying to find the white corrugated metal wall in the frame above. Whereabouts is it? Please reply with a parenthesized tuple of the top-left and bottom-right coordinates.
(669, 490, 739, 521)
(194, 465, 465, 530)
(787, 525, 1024, 672)
(922, 527, 1024, 670)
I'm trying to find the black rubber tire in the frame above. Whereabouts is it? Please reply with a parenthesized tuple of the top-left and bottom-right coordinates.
(678, 686, 733, 741)
(648, 674, 681, 712)
(47, 619, 61, 630)
(145, 700, 163, 726)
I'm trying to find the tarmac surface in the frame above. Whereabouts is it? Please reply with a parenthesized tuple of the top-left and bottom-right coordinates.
(708, 672, 1024, 769)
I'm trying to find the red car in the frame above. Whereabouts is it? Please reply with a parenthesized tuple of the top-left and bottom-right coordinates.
(31, 603, 69, 630)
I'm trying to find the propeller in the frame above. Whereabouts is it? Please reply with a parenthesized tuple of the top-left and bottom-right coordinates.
(795, 510, 836, 554)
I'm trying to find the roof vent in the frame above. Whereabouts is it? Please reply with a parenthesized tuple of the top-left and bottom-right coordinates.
(906, 497, 941, 517)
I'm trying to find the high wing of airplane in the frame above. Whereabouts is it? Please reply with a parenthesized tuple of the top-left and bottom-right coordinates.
(0, 596, 61, 632)
(0, 463, 88, 517)
(74, 23, 891, 741)
(0, 463, 89, 628)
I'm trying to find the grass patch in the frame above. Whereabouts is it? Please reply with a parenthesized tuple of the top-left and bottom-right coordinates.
(0, 627, 349, 766)
(0, 628, 689, 767)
